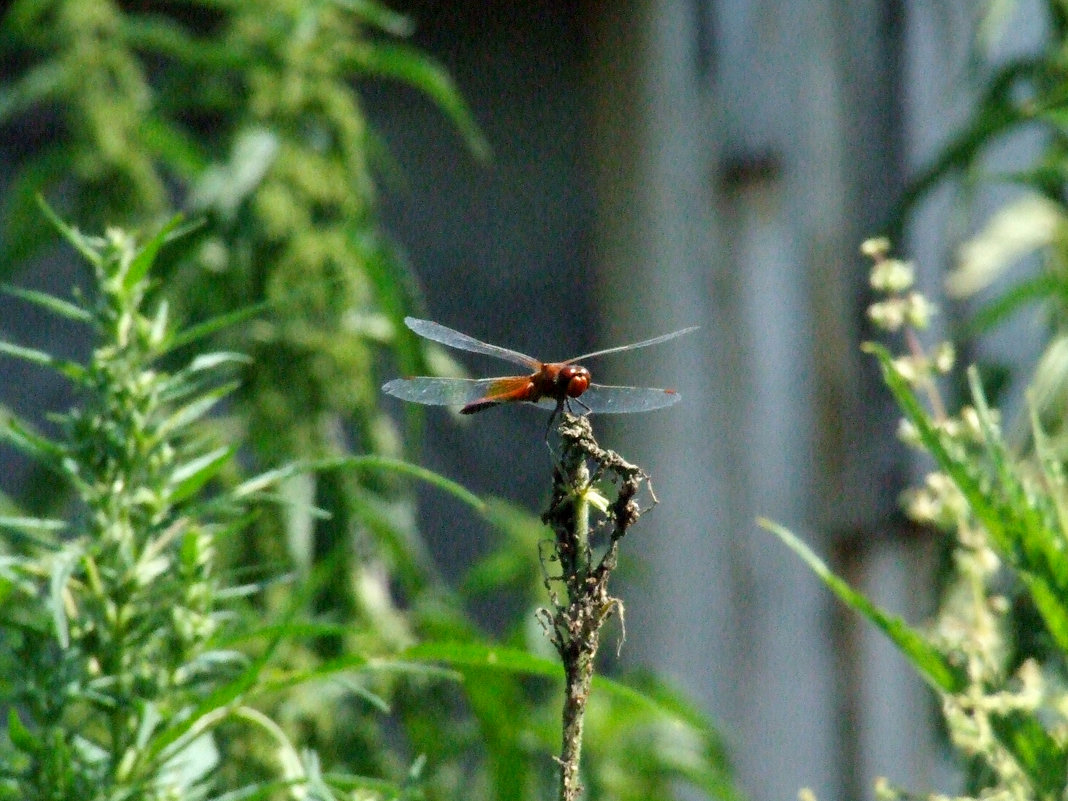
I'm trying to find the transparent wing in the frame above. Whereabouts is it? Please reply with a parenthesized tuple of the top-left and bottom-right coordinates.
(384, 377, 681, 414)
(383, 376, 529, 407)
(565, 325, 699, 363)
(405, 317, 539, 369)
(575, 383, 682, 414)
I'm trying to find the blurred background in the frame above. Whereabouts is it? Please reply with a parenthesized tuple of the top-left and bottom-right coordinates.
(0, 2, 1053, 800)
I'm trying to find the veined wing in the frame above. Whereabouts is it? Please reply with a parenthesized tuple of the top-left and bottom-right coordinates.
(382, 376, 531, 407)
(574, 383, 682, 414)
(565, 325, 699, 363)
(405, 317, 539, 369)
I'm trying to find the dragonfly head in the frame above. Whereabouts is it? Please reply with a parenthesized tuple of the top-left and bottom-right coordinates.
(558, 365, 591, 399)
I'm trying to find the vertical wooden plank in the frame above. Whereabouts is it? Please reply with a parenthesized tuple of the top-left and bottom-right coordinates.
(585, 2, 845, 799)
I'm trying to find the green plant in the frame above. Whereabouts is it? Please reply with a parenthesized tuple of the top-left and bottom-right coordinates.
(896, 1, 1068, 405)
(0, 0, 484, 550)
(0, 210, 360, 799)
(1, 0, 479, 786)
(767, 238, 1068, 801)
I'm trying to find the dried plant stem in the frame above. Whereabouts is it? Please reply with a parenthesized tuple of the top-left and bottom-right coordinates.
(539, 413, 651, 801)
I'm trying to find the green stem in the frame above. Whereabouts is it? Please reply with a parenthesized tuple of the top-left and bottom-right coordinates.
(558, 640, 596, 801)
(558, 460, 592, 801)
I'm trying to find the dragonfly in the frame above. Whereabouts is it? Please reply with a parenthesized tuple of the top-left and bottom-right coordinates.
(382, 317, 697, 417)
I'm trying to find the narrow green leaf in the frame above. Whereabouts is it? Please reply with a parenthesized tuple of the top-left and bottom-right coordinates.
(169, 446, 234, 503)
(254, 652, 460, 698)
(1037, 104, 1068, 134)
(761, 518, 965, 693)
(0, 516, 65, 549)
(186, 352, 253, 373)
(159, 352, 250, 403)
(0, 340, 85, 382)
(218, 620, 354, 647)
(315, 772, 405, 797)
(163, 303, 270, 353)
(405, 639, 739, 736)
(48, 547, 81, 649)
(314, 455, 486, 512)
(0, 516, 66, 533)
(964, 273, 1063, 335)
(200, 777, 291, 801)
(403, 640, 560, 680)
(139, 116, 209, 178)
(230, 708, 305, 788)
(334, 679, 391, 715)
(231, 462, 308, 499)
(0, 147, 70, 274)
(349, 43, 490, 161)
(125, 213, 184, 290)
(355, 229, 431, 448)
(0, 60, 65, 123)
(0, 284, 92, 322)
(2, 418, 66, 474)
(875, 342, 1068, 651)
(355, 230, 422, 341)
(330, 0, 414, 35)
(864, 343, 1013, 551)
(237, 456, 485, 515)
(157, 381, 239, 437)
(155, 728, 219, 792)
(990, 711, 1067, 796)
(119, 14, 247, 70)
(1023, 575, 1068, 654)
(890, 95, 1024, 237)
(7, 707, 37, 752)
(36, 195, 102, 267)
(967, 368, 1068, 606)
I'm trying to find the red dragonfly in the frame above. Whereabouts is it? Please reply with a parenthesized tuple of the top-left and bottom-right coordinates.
(383, 317, 697, 416)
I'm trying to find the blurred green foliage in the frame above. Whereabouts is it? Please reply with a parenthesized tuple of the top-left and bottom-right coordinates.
(897, 1, 1068, 408)
(768, 4, 1068, 798)
(771, 238, 1068, 801)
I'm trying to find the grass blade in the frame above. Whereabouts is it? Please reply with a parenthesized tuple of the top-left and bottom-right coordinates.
(0, 284, 92, 322)
(760, 518, 965, 693)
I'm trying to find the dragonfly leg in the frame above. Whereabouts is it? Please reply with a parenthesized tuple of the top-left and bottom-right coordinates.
(544, 399, 567, 441)
(569, 397, 592, 416)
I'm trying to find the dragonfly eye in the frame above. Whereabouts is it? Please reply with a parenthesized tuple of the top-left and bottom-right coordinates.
(560, 365, 591, 399)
